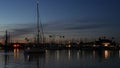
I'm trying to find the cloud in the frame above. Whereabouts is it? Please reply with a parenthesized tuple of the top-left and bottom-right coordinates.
(44, 18, 108, 31)
(64, 24, 106, 30)
(0, 18, 110, 40)
(11, 28, 32, 37)
(9, 24, 36, 38)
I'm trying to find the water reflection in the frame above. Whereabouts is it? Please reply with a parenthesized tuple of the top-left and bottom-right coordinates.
(0, 49, 120, 68)
(14, 48, 20, 59)
(4, 50, 9, 68)
(93, 50, 96, 58)
(119, 50, 120, 58)
(68, 50, 71, 60)
(56, 50, 59, 61)
(24, 52, 45, 68)
(104, 50, 109, 59)
(77, 50, 80, 59)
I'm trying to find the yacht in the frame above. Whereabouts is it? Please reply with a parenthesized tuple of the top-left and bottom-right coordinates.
(24, 0, 45, 54)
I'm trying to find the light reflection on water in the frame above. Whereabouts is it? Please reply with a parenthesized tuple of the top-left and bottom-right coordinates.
(68, 50, 71, 60)
(56, 50, 59, 61)
(104, 50, 109, 59)
(77, 50, 80, 60)
(119, 50, 120, 58)
(0, 49, 120, 68)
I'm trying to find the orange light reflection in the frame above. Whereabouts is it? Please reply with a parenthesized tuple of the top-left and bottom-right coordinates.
(104, 50, 109, 59)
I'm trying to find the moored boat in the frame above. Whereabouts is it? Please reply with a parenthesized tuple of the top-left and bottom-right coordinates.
(24, 46, 45, 54)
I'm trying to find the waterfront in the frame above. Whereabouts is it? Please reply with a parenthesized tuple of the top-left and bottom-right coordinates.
(0, 49, 120, 68)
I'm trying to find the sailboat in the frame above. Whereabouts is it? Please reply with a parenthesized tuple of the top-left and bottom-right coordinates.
(24, 0, 45, 54)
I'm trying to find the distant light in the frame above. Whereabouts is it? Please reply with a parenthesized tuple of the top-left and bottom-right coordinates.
(68, 45, 71, 48)
(66, 44, 71, 48)
(93, 44, 96, 47)
(102, 43, 110, 47)
(27, 47, 30, 50)
(13, 44, 20, 48)
(105, 44, 108, 47)
(14, 44, 16, 47)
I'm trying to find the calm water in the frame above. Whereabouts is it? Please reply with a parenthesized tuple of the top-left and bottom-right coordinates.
(0, 49, 120, 68)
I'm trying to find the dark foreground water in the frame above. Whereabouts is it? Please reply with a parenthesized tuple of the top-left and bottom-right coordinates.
(0, 49, 120, 68)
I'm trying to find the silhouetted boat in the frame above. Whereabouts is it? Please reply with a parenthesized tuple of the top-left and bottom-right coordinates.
(24, 46, 45, 54)
(24, 0, 45, 54)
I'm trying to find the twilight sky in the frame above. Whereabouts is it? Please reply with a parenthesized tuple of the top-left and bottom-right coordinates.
(0, 0, 120, 43)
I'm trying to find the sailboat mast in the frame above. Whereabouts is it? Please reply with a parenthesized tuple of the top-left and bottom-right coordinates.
(37, 0, 40, 44)
(36, 0, 44, 44)
(5, 30, 8, 46)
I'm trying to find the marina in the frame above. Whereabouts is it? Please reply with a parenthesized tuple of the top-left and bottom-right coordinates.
(0, 0, 120, 68)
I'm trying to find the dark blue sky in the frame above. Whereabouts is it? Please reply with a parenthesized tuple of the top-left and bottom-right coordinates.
(0, 0, 120, 42)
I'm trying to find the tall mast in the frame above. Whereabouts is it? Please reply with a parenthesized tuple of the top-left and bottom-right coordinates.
(5, 30, 8, 45)
(36, 0, 44, 44)
(37, 0, 40, 44)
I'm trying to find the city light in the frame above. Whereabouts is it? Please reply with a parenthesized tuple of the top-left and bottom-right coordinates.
(102, 43, 110, 47)
(13, 44, 20, 48)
